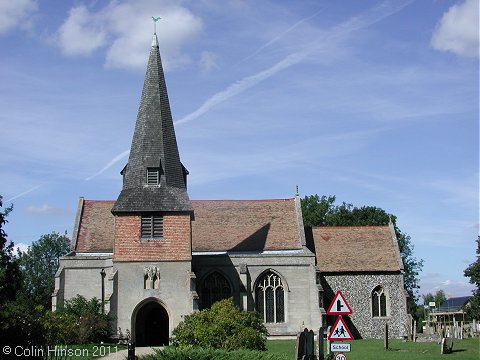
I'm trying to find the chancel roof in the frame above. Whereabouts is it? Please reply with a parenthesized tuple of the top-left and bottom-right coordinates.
(311, 226, 404, 273)
(73, 198, 304, 253)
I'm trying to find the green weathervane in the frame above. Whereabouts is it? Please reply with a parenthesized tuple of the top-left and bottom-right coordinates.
(152, 16, 161, 34)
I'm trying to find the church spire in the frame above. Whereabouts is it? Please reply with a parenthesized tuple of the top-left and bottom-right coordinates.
(112, 32, 192, 214)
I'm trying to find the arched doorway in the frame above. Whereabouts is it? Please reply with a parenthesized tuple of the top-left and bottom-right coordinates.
(134, 300, 169, 346)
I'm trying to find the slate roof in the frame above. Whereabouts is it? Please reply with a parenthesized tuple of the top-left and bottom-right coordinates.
(112, 34, 191, 214)
(311, 226, 404, 273)
(73, 198, 303, 253)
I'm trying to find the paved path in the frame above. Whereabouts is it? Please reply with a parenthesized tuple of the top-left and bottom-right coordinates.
(100, 346, 162, 359)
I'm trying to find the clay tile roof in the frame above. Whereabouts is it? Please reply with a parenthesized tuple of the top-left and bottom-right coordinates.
(73, 198, 302, 253)
(191, 199, 302, 252)
(312, 226, 403, 272)
(74, 200, 115, 253)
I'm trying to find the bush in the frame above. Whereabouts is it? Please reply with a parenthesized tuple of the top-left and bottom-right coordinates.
(171, 298, 267, 350)
(143, 347, 288, 360)
(60, 295, 112, 344)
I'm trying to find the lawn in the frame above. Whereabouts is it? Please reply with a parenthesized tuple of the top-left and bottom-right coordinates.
(266, 338, 480, 360)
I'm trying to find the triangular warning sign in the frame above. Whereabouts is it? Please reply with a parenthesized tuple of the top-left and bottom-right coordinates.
(327, 290, 352, 315)
(328, 315, 354, 341)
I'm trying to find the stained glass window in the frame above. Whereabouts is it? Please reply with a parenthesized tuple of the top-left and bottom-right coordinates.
(255, 272, 285, 323)
(200, 272, 231, 310)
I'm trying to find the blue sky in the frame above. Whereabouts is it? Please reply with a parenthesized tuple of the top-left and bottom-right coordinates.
(0, 0, 478, 299)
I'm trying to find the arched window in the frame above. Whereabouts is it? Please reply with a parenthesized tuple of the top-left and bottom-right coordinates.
(256, 272, 285, 323)
(200, 272, 231, 310)
(372, 286, 388, 317)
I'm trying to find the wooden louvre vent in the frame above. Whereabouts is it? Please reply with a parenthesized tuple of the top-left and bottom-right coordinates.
(141, 214, 163, 239)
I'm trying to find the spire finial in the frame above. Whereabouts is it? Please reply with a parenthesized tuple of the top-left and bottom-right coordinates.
(152, 16, 161, 34)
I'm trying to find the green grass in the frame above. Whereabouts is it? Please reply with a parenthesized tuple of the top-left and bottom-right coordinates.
(266, 338, 480, 360)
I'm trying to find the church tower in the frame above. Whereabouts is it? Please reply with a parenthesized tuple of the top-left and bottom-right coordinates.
(112, 33, 193, 262)
(111, 33, 195, 346)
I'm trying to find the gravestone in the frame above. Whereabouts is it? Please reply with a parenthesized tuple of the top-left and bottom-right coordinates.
(317, 327, 324, 360)
(295, 328, 315, 360)
(440, 337, 453, 354)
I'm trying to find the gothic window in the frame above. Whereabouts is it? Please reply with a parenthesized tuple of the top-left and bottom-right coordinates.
(256, 272, 285, 323)
(146, 168, 160, 185)
(372, 286, 388, 317)
(200, 272, 231, 310)
(141, 214, 163, 239)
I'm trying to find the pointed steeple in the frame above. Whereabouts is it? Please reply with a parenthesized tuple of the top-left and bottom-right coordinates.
(112, 33, 192, 214)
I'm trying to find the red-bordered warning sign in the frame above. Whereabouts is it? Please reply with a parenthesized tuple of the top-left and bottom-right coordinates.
(327, 290, 352, 315)
(328, 315, 354, 341)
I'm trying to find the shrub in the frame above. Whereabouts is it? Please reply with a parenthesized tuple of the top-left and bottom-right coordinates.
(143, 347, 288, 360)
(60, 295, 112, 344)
(171, 298, 267, 350)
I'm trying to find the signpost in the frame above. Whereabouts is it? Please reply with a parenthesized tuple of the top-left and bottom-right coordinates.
(327, 290, 353, 360)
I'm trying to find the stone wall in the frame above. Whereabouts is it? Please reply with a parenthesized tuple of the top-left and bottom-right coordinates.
(322, 273, 408, 339)
(193, 250, 323, 336)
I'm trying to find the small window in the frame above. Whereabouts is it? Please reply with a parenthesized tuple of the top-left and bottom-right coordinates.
(141, 214, 163, 239)
(147, 168, 160, 185)
(372, 286, 388, 317)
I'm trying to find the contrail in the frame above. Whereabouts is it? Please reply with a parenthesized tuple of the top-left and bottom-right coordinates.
(5, 185, 42, 203)
(175, 0, 414, 127)
(85, 149, 130, 181)
(237, 7, 324, 65)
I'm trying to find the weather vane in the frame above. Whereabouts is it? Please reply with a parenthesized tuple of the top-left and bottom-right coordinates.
(152, 16, 161, 34)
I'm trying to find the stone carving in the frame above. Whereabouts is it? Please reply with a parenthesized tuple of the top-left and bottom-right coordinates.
(144, 266, 160, 289)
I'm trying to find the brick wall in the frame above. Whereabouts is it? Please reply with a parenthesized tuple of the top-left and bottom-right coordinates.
(114, 214, 192, 261)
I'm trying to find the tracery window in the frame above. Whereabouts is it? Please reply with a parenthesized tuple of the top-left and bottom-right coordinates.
(372, 285, 388, 317)
(256, 272, 285, 323)
(200, 272, 231, 310)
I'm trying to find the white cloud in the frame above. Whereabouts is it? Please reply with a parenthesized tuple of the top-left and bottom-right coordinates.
(0, 0, 37, 35)
(55, 0, 203, 70)
(13, 242, 29, 255)
(431, 0, 479, 58)
(199, 51, 219, 74)
(57, 5, 108, 56)
(25, 204, 71, 215)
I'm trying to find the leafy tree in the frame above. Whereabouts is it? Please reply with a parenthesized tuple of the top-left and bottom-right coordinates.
(464, 236, 480, 319)
(18, 232, 70, 308)
(0, 196, 22, 306)
(301, 194, 423, 307)
(172, 298, 268, 350)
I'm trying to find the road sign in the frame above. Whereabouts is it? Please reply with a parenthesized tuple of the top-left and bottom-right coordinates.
(331, 343, 351, 352)
(334, 353, 347, 360)
(327, 290, 352, 315)
(328, 315, 354, 341)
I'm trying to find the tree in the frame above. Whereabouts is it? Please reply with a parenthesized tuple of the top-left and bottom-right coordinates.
(301, 194, 423, 306)
(0, 196, 22, 306)
(464, 236, 480, 319)
(172, 298, 268, 350)
(18, 232, 70, 308)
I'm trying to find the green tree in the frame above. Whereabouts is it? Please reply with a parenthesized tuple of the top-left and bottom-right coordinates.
(301, 194, 423, 306)
(172, 298, 268, 350)
(423, 290, 446, 308)
(18, 232, 70, 308)
(0, 196, 22, 306)
(464, 236, 480, 319)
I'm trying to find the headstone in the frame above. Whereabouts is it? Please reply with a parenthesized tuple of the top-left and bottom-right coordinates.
(440, 337, 453, 354)
(384, 323, 389, 350)
(295, 328, 315, 360)
(317, 327, 324, 360)
(413, 320, 417, 342)
(295, 330, 305, 360)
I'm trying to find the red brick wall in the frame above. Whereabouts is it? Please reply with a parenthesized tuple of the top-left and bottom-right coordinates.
(114, 214, 192, 261)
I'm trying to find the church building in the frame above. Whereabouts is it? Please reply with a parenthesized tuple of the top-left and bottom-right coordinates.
(53, 33, 409, 344)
